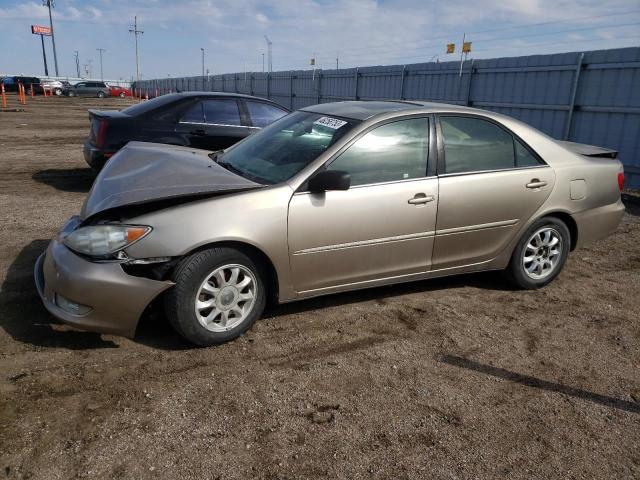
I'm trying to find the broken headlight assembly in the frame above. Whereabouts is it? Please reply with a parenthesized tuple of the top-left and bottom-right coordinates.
(63, 225, 151, 258)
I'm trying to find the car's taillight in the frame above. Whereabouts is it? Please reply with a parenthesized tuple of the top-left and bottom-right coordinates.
(618, 171, 625, 192)
(96, 119, 108, 149)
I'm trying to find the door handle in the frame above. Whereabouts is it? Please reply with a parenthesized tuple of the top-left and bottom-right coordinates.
(526, 179, 547, 189)
(190, 129, 206, 136)
(408, 193, 435, 205)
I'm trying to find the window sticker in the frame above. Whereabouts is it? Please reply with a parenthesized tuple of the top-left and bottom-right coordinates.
(313, 116, 348, 130)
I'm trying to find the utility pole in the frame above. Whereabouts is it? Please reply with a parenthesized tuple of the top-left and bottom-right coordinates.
(459, 32, 466, 77)
(96, 48, 105, 80)
(336, 52, 339, 70)
(200, 47, 205, 76)
(263, 35, 272, 73)
(261, 53, 265, 73)
(43, 0, 59, 76)
(39, 34, 49, 76)
(129, 16, 143, 81)
(74, 50, 80, 78)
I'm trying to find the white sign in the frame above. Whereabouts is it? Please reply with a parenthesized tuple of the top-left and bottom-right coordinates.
(314, 116, 347, 130)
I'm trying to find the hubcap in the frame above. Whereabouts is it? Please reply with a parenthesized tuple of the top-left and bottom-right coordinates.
(522, 227, 563, 280)
(194, 264, 257, 332)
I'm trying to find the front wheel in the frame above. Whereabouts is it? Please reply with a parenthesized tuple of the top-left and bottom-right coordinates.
(506, 217, 570, 289)
(67, 91, 76, 97)
(164, 247, 266, 346)
(97, 91, 105, 98)
(54, 88, 63, 96)
(119, 92, 125, 98)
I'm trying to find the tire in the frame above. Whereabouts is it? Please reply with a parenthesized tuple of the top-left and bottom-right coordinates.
(68, 91, 76, 97)
(506, 216, 570, 289)
(164, 247, 266, 346)
(119, 92, 125, 98)
(54, 88, 62, 96)
(97, 91, 105, 98)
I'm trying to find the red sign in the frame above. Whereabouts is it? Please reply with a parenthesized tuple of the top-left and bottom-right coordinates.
(31, 25, 52, 36)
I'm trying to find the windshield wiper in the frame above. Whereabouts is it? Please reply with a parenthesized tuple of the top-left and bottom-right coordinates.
(216, 158, 246, 178)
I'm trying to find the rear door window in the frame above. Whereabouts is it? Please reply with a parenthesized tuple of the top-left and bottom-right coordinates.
(246, 101, 288, 127)
(202, 99, 242, 126)
(440, 116, 541, 174)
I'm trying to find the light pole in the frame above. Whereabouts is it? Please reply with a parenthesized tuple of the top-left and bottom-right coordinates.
(201, 48, 205, 76)
(263, 35, 272, 73)
(43, 0, 59, 76)
(74, 50, 80, 78)
(261, 53, 265, 73)
(97, 48, 105, 80)
(129, 16, 143, 81)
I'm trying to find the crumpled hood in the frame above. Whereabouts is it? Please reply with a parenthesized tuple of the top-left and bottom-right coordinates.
(81, 142, 260, 219)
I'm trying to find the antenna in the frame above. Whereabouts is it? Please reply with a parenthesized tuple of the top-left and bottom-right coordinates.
(129, 16, 144, 81)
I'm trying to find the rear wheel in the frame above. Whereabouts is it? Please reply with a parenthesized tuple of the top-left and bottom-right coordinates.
(97, 91, 105, 98)
(119, 92, 125, 98)
(67, 90, 76, 97)
(164, 247, 266, 346)
(506, 217, 570, 289)
(54, 88, 62, 96)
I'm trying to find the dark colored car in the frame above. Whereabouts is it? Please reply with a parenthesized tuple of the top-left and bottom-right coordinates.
(67, 81, 111, 98)
(1, 76, 41, 93)
(83, 92, 289, 170)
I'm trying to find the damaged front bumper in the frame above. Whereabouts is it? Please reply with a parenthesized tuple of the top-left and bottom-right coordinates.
(34, 238, 173, 338)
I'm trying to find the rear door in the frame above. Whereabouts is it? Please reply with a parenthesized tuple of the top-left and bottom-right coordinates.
(432, 114, 555, 270)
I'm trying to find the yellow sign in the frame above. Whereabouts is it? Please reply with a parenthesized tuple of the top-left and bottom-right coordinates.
(446, 43, 455, 54)
(462, 42, 472, 53)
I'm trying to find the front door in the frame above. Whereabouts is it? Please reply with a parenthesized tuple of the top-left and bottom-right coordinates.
(288, 116, 438, 294)
(432, 115, 555, 270)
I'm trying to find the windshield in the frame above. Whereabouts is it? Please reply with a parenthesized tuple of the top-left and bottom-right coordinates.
(219, 111, 359, 185)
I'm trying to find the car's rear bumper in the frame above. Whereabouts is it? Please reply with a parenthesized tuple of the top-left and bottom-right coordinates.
(83, 140, 115, 171)
(34, 237, 173, 338)
(573, 198, 625, 249)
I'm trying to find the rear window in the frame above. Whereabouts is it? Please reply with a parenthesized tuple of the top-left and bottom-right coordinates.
(246, 101, 288, 127)
(202, 99, 241, 125)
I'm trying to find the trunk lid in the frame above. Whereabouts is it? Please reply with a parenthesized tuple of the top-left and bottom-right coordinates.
(556, 140, 618, 159)
(80, 142, 261, 219)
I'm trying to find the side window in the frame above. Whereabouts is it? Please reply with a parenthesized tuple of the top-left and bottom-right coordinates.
(202, 99, 242, 125)
(328, 117, 429, 187)
(440, 116, 541, 174)
(246, 101, 287, 127)
(180, 102, 204, 123)
(515, 140, 541, 167)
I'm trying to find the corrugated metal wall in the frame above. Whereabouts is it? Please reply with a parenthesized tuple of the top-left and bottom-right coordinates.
(135, 47, 640, 188)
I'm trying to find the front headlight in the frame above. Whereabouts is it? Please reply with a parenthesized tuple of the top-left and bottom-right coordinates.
(63, 225, 151, 257)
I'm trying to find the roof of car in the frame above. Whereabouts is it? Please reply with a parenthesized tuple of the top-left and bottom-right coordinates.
(301, 100, 480, 120)
(166, 91, 283, 104)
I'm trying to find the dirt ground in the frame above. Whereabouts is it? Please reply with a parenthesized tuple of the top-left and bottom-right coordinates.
(0, 94, 639, 480)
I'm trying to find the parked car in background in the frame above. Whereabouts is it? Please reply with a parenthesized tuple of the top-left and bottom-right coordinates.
(109, 85, 132, 98)
(66, 81, 110, 98)
(40, 78, 64, 95)
(36, 101, 625, 346)
(1, 76, 42, 93)
(82, 92, 289, 170)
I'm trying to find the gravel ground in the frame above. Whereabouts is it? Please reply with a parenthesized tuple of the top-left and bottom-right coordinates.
(0, 94, 639, 480)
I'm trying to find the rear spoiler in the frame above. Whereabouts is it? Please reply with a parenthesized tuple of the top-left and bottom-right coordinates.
(87, 108, 128, 119)
(557, 140, 618, 159)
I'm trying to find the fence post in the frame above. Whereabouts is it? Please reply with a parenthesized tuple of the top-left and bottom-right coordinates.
(290, 71, 294, 109)
(465, 59, 475, 106)
(250, 74, 254, 96)
(267, 72, 271, 99)
(399, 65, 406, 100)
(354, 67, 360, 100)
(234, 74, 237, 93)
(317, 70, 322, 104)
(564, 52, 585, 140)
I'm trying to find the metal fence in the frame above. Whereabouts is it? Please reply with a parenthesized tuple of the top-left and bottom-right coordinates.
(135, 47, 640, 188)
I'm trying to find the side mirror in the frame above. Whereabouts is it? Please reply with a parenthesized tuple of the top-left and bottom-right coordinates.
(308, 170, 351, 193)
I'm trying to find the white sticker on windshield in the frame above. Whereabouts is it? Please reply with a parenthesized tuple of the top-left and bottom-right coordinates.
(314, 116, 348, 130)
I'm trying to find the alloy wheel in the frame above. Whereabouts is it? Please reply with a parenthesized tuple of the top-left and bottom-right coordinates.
(522, 227, 563, 280)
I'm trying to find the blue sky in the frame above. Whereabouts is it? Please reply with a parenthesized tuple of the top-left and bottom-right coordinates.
(1, 0, 639, 80)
